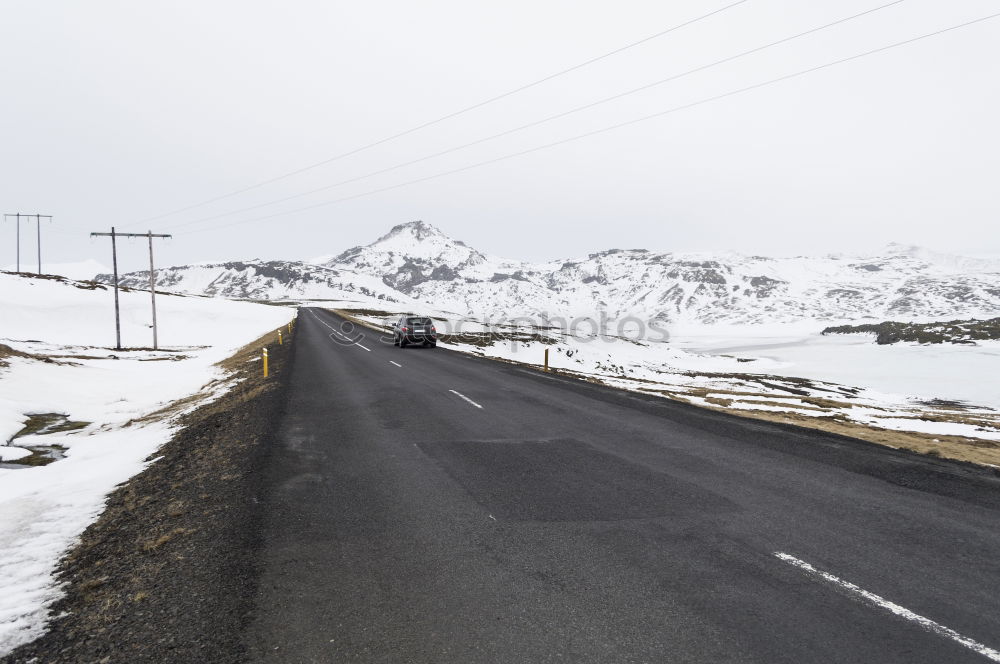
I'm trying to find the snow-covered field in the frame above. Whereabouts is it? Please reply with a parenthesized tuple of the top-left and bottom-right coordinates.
(0, 272, 293, 655)
(669, 323, 1000, 411)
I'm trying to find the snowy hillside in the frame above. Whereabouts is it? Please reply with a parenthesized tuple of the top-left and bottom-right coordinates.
(0, 271, 294, 654)
(100, 259, 409, 304)
(99, 221, 1000, 325)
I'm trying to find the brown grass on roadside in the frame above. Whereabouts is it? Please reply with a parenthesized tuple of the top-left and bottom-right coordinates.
(703, 396, 733, 408)
(337, 307, 400, 319)
(331, 309, 393, 332)
(131, 321, 295, 427)
(887, 411, 1000, 429)
(740, 408, 1000, 466)
(734, 399, 828, 413)
(593, 376, 1000, 466)
(140, 527, 193, 552)
(217, 324, 291, 373)
(665, 394, 1000, 467)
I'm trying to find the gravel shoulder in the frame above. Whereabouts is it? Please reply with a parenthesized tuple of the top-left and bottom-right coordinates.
(1, 322, 296, 664)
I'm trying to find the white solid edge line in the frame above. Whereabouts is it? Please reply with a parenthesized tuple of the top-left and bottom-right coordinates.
(449, 389, 483, 409)
(774, 552, 1000, 662)
(389, 361, 402, 367)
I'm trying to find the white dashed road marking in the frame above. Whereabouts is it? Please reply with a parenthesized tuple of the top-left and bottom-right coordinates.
(389, 361, 402, 367)
(308, 309, 372, 352)
(449, 389, 483, 409)
(775, 552, 1000, 662)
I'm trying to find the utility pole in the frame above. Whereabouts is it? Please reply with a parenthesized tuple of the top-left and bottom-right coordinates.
(146, 231, 160, 350)
(4, 213, 52, 274)
(31, 215, 51, 275)
(4, 213, 21, 272)
(90, 228, 172, 350)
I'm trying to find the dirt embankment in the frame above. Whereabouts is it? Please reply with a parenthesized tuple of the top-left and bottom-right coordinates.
(2, 318, 297, 664)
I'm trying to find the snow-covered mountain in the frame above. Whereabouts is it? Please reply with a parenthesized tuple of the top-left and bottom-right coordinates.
(98, 221, 1000, 325)
(101, 259, 409, 304)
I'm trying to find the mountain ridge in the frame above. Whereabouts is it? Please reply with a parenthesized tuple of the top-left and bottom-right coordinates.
(96, 221, 1000, 325)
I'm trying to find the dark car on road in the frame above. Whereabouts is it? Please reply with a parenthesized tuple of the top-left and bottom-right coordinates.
(391, 315, 437, 348)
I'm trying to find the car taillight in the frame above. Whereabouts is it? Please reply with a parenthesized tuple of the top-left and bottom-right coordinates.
(431, 326, 436, 332)
(401, 327, 409, 332)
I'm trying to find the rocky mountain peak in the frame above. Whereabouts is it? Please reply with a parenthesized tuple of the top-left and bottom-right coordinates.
(321, 220, 500, 294)
(375, 220, 450, 244)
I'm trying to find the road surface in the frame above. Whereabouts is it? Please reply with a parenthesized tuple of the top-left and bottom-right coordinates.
(245, 307, 1000, 663)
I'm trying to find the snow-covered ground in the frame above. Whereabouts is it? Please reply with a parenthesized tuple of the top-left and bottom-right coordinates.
(0, 272, 293, 655)
(669, 323, 1000, 410)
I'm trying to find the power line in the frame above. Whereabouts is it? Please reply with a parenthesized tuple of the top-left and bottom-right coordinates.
(182, 11, 1000, 238)
(160, 0, 909, 233)
(125, 0, 750, 227)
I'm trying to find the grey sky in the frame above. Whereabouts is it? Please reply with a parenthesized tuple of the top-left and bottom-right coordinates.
(2, 0, 998, 274)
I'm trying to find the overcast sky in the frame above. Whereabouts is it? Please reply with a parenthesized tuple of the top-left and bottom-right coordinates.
(2, 0, 998, 274)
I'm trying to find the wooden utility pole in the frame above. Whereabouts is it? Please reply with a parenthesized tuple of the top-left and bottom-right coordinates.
(4, 213, 21, 273)
(146, 231, 160, 349)
(90, 228, 172, 350)
(4, 213, 51, 274)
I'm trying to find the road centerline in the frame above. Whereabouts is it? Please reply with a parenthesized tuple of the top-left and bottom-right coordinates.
(389, 361, 402, 367)
(308, 309, 373, 352)
(449, 389, 483, 409)
(774, 552, 1000, 662)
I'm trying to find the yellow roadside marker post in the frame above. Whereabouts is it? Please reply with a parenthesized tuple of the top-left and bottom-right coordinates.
(278, 329, 283, 345)
(263, 347, 269, 378)
(544, 348, 550, 372)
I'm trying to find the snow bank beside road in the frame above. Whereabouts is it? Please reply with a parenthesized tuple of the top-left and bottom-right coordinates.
(0, 272, 294, 656)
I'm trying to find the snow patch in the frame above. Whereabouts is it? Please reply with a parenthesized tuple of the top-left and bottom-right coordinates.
(0, 272, 294, 656)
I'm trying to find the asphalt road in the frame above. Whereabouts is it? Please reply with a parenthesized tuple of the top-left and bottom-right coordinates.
(245, 307, 1000, 663)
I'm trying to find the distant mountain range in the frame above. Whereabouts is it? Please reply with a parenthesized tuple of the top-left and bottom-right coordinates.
(96, 221, 1000, 325)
